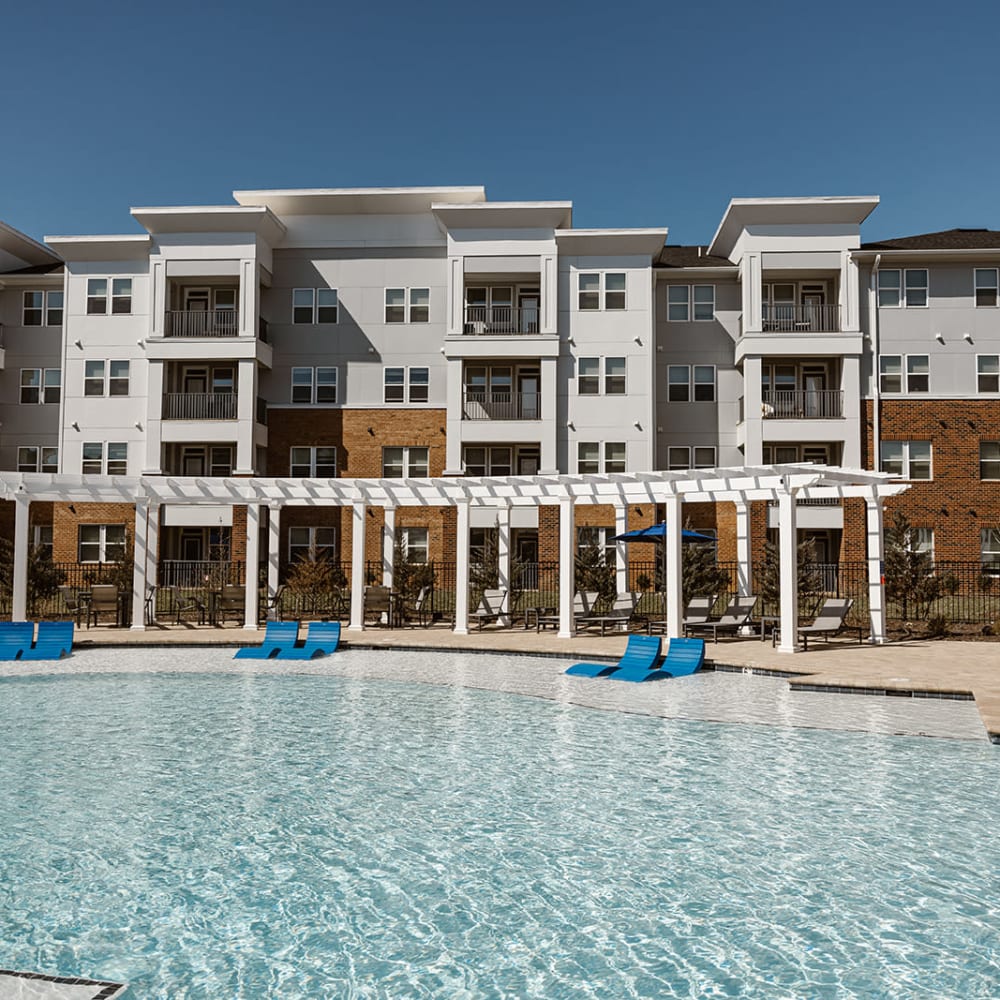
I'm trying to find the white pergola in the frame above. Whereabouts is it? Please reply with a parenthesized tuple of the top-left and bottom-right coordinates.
(0, 464, 908, 652)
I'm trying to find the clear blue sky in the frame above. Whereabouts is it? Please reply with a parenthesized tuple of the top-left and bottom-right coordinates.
(4, 0, 999, 246)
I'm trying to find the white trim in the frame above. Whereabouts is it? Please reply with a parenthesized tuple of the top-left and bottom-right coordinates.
(976, 353, 1000, 394)
(974, 267, 999, 307)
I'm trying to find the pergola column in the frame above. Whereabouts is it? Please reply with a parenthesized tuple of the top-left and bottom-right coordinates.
(244, 502, 260, 630)
(735, 500, 752, 597)
(382, 505, 396, 588)
(349, 500, 366, 631)
(130, 498, 149, 631)
(777, 489, 799, 653)
(453, 499, 470, 635)
(866, 496, 888, 643)
(267, 503, 281, 618)
(558, 496, 575, 638)
(146, 502, 160, 622)
(12, 494, 30, 622)
(663, 494, 683, 639)
(614, 502, 628, 593)
(497, 502, 511, 626)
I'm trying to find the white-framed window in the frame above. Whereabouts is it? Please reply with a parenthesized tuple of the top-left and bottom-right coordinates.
(209, 447, 233, 476)
(399, 526, 429, 563)
(110, 360, 130, 396)
(604, 357, 626, 394)
(982, 528, 1000, 573)
(980, 442, 1000, 480)
(83, 360, 129, 397)
(877, 269, 927, 307)
(33, 525, 53, 559)
(78, 523, 127, 563)
(667, 284, 715, 322)
(82, 441, 128, 476)
(880, 440, 932, 480)
(977, 355, 999, 393)
(667, 364, 715, 402)
(19, 368, 61, 404)
(975, 268, 998, 307)
(288, 526, 336, 564)
(17, 446, 58, 473)
(578, 442, 626, 474)
(86, 277, 132, 315)
(578, 272, 626, 311)
(385, 287, 430, 323)
(879, 355, 928, 394)
(577, 526, 616, 562)
(22, 290, 63, 326)
(666, 446, 716, 471)
(289, 446, 337, 478)
(383, 366, 429, 403)
(879, 355, 902, 393)
(577, 357, 626, 395)
(463, 447, 512, 476)
(292, 288, 339, 324)
(290, 366, 338, 404)
(906, 354, 929, 392)
(382, 446, 429, 478)
(910, 527, 935, 563)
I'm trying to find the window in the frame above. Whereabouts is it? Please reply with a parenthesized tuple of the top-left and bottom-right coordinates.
(906, 355, 929, 393)
(86, 278, 131, 315)
(904, 269, 928, 307)
(33, 526, 53, 559)
(209, 447, 232, 476)
(667, 364, 715, 402)
(84, 360, 105, 396)
(879, 355, 902, 393)
(112, 278, 132, 314)
(463, 447, 512, 476)
(910, 528, 934, 562)
(877, 269, 926, 307)
(289, 526, 336, 564)
(880, 441, 931, 480)
(977, 356, 999, 393)
(292, 288, 339, 324)
(578, 358, 600, 394)
(667, 446, 716, 471)
(109, 360, 130, 396)
(578, 442, 626, 474)
(975, 269, 998, 307)
(87, 278, 107, 314)
(78, 524, 126, 563)
(18, 368, 60, 405)
(667, 285, 715, 321)
(23, 290, 63, 326)
(82, 360, 128, 397)
(577, 526, 616, 562)
(290, 367, 338, 404)
(578, 272, 626, 310)
(399, 527, 428, 563)
(289, 446, 337, 478)
(383, 367, 428, 403)
(980, 442, 1000, 480)
(82, 442, 128, 476)
(382, 446, 429, 477)
(17, 447, 58, 473)
(605, 357, 626, 394)
(385, 287, 429, 323)
(982, 528, 1000, 573)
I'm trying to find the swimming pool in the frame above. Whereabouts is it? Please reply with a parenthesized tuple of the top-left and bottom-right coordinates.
(2, 656, 997, 997)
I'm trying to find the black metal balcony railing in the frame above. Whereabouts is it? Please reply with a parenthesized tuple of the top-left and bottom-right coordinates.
(463, 305, 540, 335)
(462, 390, 541, 420)
(165, 310, 239, 337)
(761, 303, 841, 333)
(762, 389, 843, 419)
(163, 392, 237, 420)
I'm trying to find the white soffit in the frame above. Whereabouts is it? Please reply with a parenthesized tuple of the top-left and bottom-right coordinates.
(433, 202, 573, 230)
(233, 187, 486, 216)
(555, 228, 668, 257)
(0, 220, 62, 266)
(130, 206, 286, 244)
(43, 234, 151, 261)
(162, 504, 234, 527)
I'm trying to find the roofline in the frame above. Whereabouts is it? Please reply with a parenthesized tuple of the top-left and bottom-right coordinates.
(0, 220, 62, 265)
(235, 185, 486, 200)
(853, 246, 1000, 258)
(44, 234, 151, 245)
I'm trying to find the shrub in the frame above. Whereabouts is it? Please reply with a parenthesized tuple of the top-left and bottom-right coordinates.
(925, 614, 950, 638)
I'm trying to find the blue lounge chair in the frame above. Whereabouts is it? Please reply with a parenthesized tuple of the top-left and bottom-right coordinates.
(566, 634, 662, 678)
(233, 621, 300, 659)
(21, 621, 74, 660)
(0, 621, 35, 661)
(280, 621, 341, 660)
(612, 637, 705, 682)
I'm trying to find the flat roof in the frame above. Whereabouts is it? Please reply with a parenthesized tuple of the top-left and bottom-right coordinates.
(234, 186, 487, 216)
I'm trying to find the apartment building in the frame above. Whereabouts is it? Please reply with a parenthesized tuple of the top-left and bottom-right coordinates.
(1, 187, 999, 580)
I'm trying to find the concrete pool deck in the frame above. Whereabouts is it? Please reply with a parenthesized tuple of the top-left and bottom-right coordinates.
(67, 623, 1000, 743)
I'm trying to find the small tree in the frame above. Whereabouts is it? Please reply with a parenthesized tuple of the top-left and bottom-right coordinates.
(682, 535, 730, 605)
(284, 553, 345, 614)
(0, 538, 67, 616)
(574, 541, 616, 605)
(758, 536, 823, 617)
(884, 510, 948, 621)
(469, 529, 499, 610)
(393, 536, 435, 600)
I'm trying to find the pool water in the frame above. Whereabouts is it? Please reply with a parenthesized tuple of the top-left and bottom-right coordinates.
(1, 670, 997, 998)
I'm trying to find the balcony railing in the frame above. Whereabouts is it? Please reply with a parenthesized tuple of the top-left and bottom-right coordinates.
(463, 390, 541, 420)
(760, 303, 841, 333)
(165, 309, 239, 337)
(163, 392, 237, 420)
(463, 306, 540, 335)
(762, 389, 843, 419)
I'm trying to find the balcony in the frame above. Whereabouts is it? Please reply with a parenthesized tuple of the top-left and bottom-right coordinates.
(463, 390, 540, 420)
(762, 389, 843, 419)
(760, 303, 841, 333)
(165, 310, 239, 338)
(463, 306, 539, 336)
(164, 393, 237, 420)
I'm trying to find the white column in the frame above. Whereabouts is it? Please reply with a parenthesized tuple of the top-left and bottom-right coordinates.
(539, 357, 559, 474)
(382, 506, 396, 588)
(558, 496, 575, 638)
(444, 360, 464, 475)
(735, 501, 752, 597)
(12, 495, 30, 622)
(866, 497, 888, 644)
(497, 503, 511, 626)
(453, 500, 470, 635)
(243, 503, 260, 629)
(840, 356, 862, 467)
(130, 499, 148, 630)
(146, 502, 160, 622)
(777, 489, 799, 653)
(144, 360, 164, 474)
(267, 504, 281, 618)
(235, 358, 256, 474)
(663, 495, 684, 639)
(614, 502, 628, 593)
(349, 500, 366, 631)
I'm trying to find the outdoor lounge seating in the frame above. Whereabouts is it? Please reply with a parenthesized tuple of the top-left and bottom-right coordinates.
(88, 585, 120, 627)
(21, 621, 74, 660)
(473, 589, 507, 629)
(280, 621, 341, 659)
(58, 586, 84, 627)
(647, 593, 718, 634)
(533, 591, 598, 632)
(215, 585, 246, 625)
(611, 637, 705, 682)
(684, 595, 758, 642)
(565, 634, 662, 678)
(399, 586, 432, 627)
(162, 586, 206, 625)
(364, 586, 395, 627)
(0, 621, 35, 660)
(580, 592, 638, 635)
(777, 597, 864, 650)
(234, 621, 300, 659)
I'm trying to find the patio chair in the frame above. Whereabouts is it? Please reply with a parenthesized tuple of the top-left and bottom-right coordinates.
(0, 621, 35, 661)
(162, 585, 206, 625)
(473, 588, 508, 629)
(364, 586, 395, 627)
(400, 586, 432, 627)
(280, 621, 342, 659)
(647, 593, 718, 635)
(534, 591, 598, 632)
(144, 584, 157, 625)
(684, 595, 758, 643)
(21, 621, 74, 660)
(216, 585, 246, 625)
(58, 586, 84, 627)
(779, 597, 864, 651)
(234, 621, 300, 659)
(581, 592, 638, 636)
(566, 634, 662, 678)
(611, 637, 705, 682)
(88, 585, 120, 627)
(262, 584, 287, 621)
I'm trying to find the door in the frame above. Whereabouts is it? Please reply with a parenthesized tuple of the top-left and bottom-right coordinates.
(801, 286, 825, 331)
(183, 367, 208, 394)
(183, 288, 210, 336)
(180, 528, 204, 562)
(802, 366, 826, 417)
(182, 449, 206, 476)
(518, 370, 539, 419)
(519, 288, 540, 333)
(517, 449, 540, 475)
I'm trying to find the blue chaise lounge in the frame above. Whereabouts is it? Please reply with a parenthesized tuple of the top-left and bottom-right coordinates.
(0, 621, 36, 661)
(21, 621, 74, 660)
(280, 621, 341, 659)
(566, 634, 662, 678)
(611, 637, 705, 682)
(234, 621, 300, 659)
